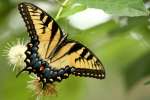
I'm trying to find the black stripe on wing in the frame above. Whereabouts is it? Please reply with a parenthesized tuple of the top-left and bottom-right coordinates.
(68, 43, 83, 54)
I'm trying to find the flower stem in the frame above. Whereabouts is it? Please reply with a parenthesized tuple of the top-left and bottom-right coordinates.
(55, 0, 70, 20)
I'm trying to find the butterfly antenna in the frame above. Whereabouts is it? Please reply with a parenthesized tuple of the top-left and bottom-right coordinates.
(16, 68, 26, 77)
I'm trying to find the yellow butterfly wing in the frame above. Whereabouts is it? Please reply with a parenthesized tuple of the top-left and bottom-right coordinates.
(48, 40, 105, 79)
(18, 2, 66, 59)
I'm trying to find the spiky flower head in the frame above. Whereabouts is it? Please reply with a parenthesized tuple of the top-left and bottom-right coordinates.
(4, 39, 57, 98)
(4, 40, 26, 71)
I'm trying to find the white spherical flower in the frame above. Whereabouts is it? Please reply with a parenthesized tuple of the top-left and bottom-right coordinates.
(8, 45, 26, 65)
(4, 40, 27, 71)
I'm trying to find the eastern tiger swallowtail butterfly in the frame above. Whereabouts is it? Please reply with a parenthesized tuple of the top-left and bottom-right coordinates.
(18, 2, 105, 86)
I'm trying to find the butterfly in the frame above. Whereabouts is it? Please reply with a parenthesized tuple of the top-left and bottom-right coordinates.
(18, 2, 105, 86)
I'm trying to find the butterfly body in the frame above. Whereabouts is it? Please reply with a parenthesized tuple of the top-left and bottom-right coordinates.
(18, 2, 105, 86)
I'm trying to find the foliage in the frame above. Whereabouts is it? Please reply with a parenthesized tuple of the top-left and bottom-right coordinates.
(0, 0, 150, 100)
(77, 0, 149, 16)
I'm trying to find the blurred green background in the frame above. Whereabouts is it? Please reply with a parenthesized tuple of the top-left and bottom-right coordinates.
(0, 0, 150, 100)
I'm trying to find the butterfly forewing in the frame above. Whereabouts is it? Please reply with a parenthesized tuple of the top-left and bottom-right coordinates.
(18, 2, 65, 59)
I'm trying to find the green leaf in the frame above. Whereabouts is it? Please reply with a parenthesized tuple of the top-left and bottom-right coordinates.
(60, 3, 87, 18)
(77, 0, 148, 16)
(109, 16, 150, 36)
(123, 52, 150, 90)
(144, 80, 150, 85)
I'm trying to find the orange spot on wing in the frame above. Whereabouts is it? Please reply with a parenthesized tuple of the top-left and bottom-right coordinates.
(40, 65, 45, 72)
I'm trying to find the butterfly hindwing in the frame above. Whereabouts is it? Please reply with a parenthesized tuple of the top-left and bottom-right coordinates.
(48, 40, 105, 79)
(18, 2, 105, 83)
